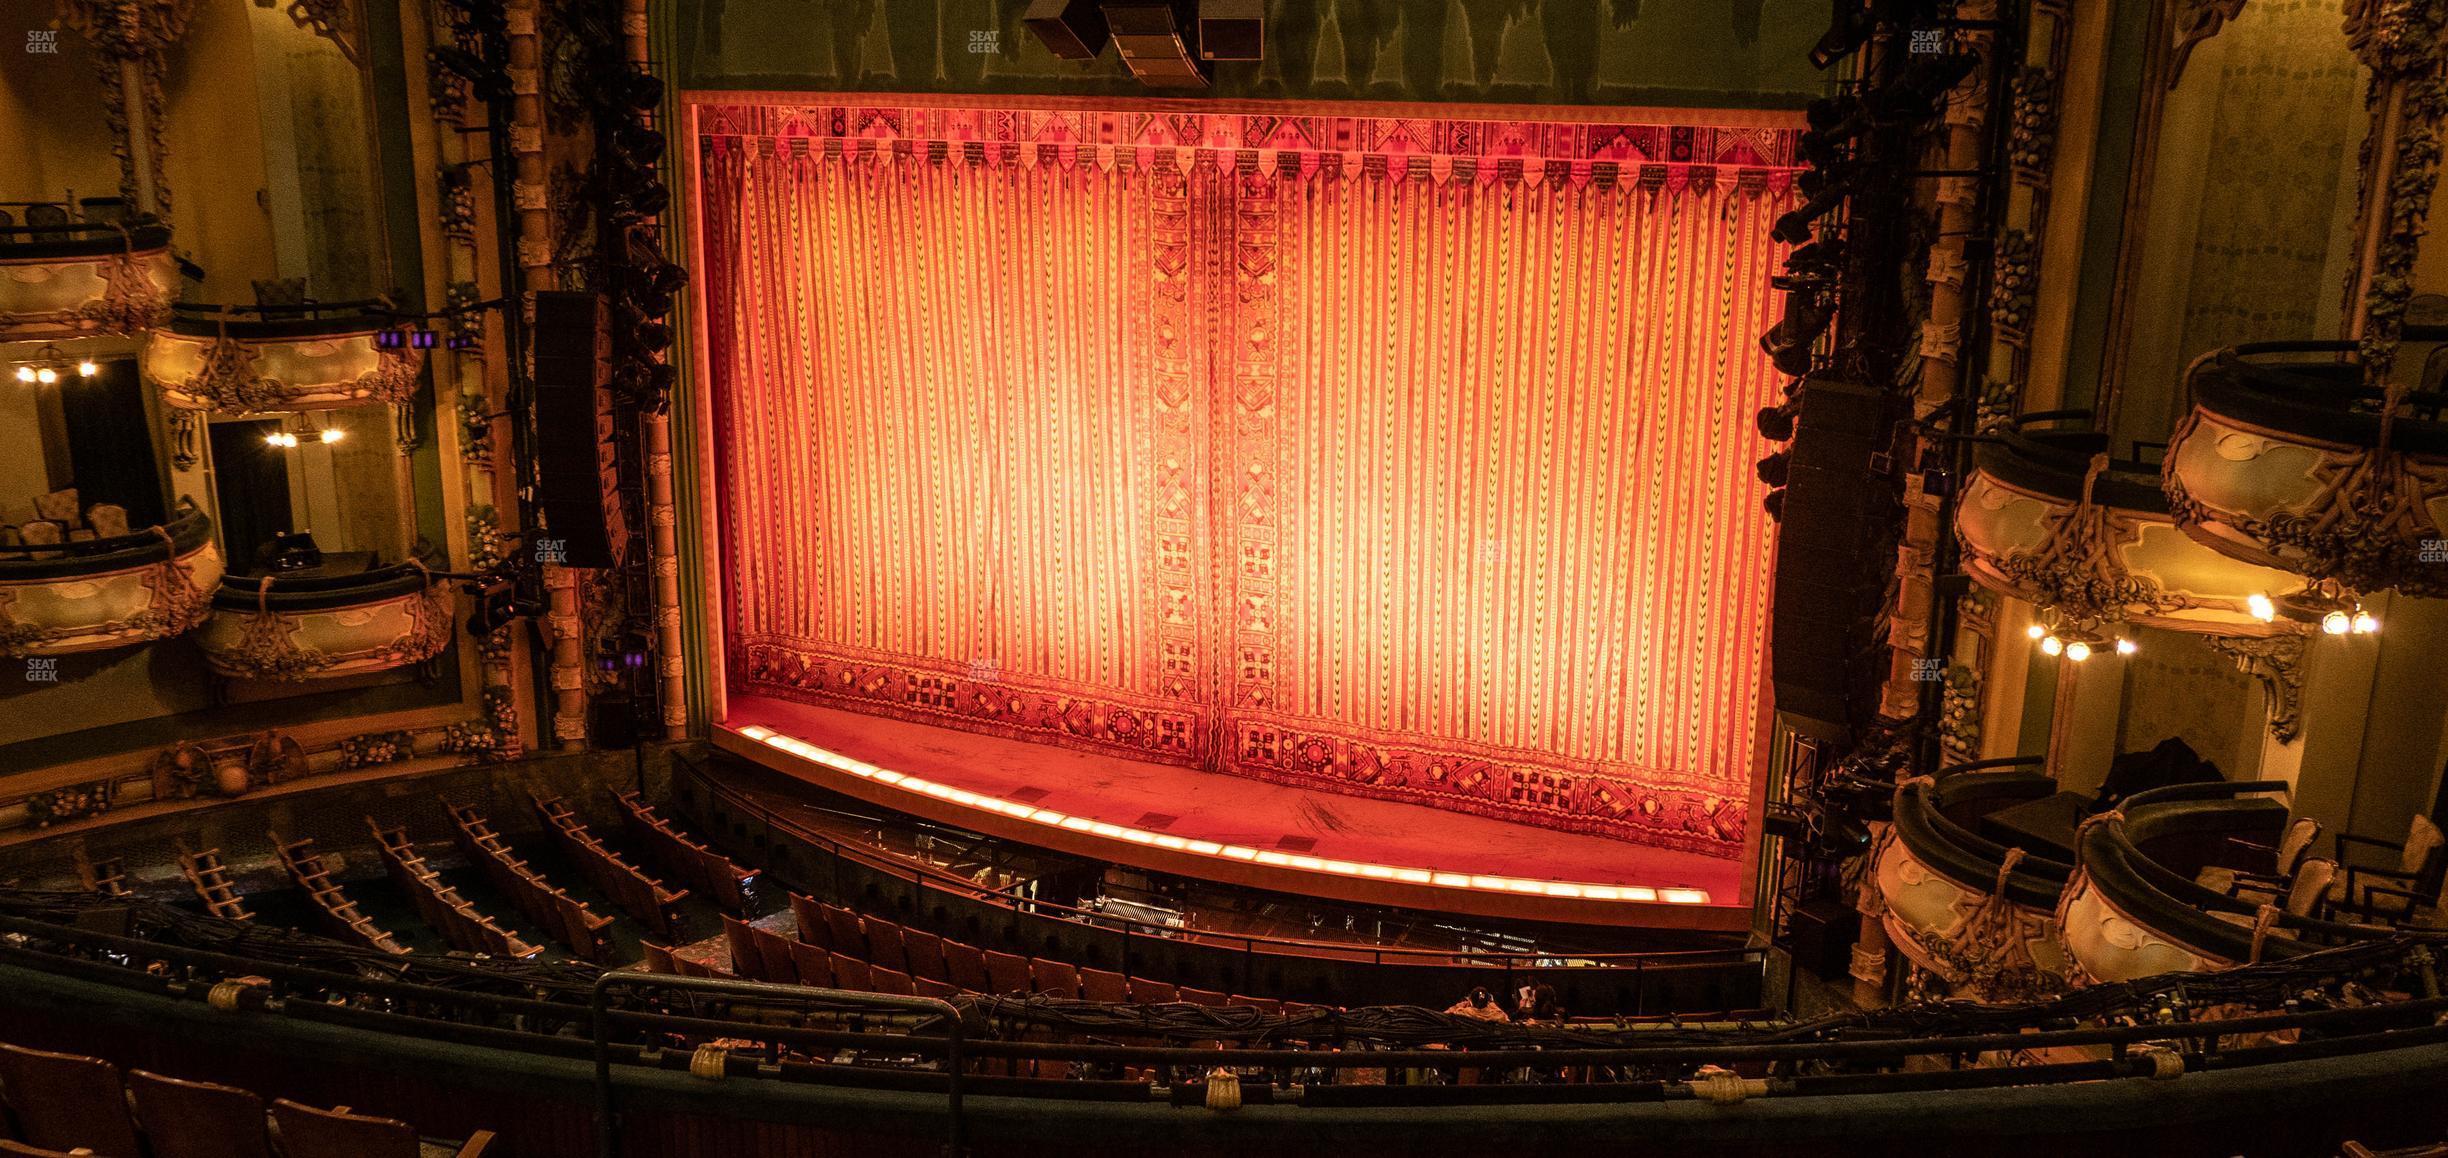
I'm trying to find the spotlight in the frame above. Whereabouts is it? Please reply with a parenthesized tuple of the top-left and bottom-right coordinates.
(1755, 404, 1796, 442)
(2246, 592, 2275, 623)
(617, 71, 665, 112)
(1772, 185, 1852, 246)
(1755, 450, 1790, 487)
(1810, 0, 1877, 69)
(613, 123, 667, 165)
(1762, 488, 1785, 521)
(2322, 610, 2351, 635)
(2115, 637, 2139, 656)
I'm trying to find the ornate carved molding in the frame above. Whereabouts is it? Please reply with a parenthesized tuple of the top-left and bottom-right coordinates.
(1989, 229, 2036, 347)
(259, 0, 361, 66)
(2202, 631, 2308, 744)
(59, 0, 195, 219)
(2168, 0, 2249, 90)
(2008, 66, 2059, 189)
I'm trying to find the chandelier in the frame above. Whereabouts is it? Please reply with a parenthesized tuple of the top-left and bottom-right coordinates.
(10, 344, 97, 385)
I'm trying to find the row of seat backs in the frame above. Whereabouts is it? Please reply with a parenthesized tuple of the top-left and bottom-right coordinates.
(768, 899, 1308, 1012)
(0, 1039, 488, 1158)
(174, 845, 252, 923)
(531, 795, 689, 941)
(444, 804, 615, 962)
(616, 790, 755, 912)
(268, 834, 405, 955)
(365, 821, 538, 959)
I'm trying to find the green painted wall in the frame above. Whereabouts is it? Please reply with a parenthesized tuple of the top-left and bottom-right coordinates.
(674, 0, 1831, 109)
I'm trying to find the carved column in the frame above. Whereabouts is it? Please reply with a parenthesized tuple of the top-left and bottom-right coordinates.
(503, 0, 588, 746)
(59, 0, 195, 221)
(2340, 0, 2448, 372)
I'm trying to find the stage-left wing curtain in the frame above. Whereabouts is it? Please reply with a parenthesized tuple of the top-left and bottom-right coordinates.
(697, 104, 1797, 856)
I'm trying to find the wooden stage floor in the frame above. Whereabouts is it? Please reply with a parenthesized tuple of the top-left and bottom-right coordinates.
(717, 695, 1750, 931)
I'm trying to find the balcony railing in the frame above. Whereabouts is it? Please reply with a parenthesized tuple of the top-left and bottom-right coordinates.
(194, 562, 453, 681)
(143, 301, 426, 414)
(0, 218, 177, 343)
(0, 502, 222, 657)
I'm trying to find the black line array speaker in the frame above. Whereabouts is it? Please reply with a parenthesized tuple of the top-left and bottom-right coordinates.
(531, 290, 617, 570)
(1024, 0, 1109, 59)
(1102, 1, 1209, 88)
(1769, 377, 1891, 740)
(1197, 0, 1262, 60)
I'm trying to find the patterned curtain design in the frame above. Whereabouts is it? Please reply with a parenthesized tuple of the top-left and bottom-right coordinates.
(698, 103, 1797, 856)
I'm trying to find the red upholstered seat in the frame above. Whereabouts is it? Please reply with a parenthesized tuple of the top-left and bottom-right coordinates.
(753, 926, 799, 985)
(126, 1069, 272, 1158)
(914, 977, 961, 1000)
(829, 953, 874, 993)
(1228, 996, 1283, 1016)
(639, 942, 677, 973)
(1179, 986, 1229, 1007)
(819, 903, 866, 954)
(942, 940, 992, 993)
(1128, 978, 1178, 1004)
(267, 1098, 493, 1158)
(1079, 967, 1132, 1004)
(1029, 958, 1083, 999)
(981, 949, 1033, 995)
(721, 916, 764, 980)
(899, 927, 947, 982)
(863, 919, 909, 974)
(0, 1040, 144, 1158)
(869, 966, 916, 996)
(789, 893, 831, 949)
(790, 940, 834, 988)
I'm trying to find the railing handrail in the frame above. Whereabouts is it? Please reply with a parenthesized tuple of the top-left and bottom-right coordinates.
(682, 753, 1755, 970)
(590, 971, 963, 1158)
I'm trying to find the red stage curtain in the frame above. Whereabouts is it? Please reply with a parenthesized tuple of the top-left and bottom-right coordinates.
(697, 103, 1797, 856)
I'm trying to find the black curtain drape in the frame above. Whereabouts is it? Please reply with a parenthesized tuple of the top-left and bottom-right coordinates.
(58, 359, 167, 527)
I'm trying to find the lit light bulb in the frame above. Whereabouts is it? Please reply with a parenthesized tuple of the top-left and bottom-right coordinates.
(12, 366, 32, 384)
(2115, 637, 2138, 656)
(2040, 635, 2063, 657)
(2025, 623, 2047, 640)
(2064, 640, 2092, 662)
(2353, 612, 2379, 635)
(320, 427, 345, 444)
(76, 360, 96, 378)
(34, 367, 57, 384)
(2246, 593, 2275, 623)
(2322, 610, 2351, 635)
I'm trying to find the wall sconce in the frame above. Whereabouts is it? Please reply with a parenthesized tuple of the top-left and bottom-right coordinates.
(11, 344, 97, 385)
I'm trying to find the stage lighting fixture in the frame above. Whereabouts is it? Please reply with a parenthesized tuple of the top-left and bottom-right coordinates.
(617, 70, 665, 112)
(1755, 404, 1797, 441)
(613, 123, 667, 164)
(1760, 293, 1833, 375)
(1763, 488, 1786, 521)
(1785, 239, 1847, 275)
(1755, 451, 1791, 487)
(1772, 186, 1851, 245)
(1811, 0, 1875, 68)
(1872, 52, 1982, 121)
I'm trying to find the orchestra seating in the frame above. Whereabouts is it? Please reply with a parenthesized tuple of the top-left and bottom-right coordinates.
(271, 833, 407, 955)
(617, 789, 758, 912)
(444, 803, 616, 962)
(366, 820, 540, 959)
(174, 843, 253, 922)
(0, 1037, 492, 1158)
(531, 794, 689, 942)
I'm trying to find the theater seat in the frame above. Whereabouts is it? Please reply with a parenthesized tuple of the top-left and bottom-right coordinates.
(981, 950, 1032, 995)
(789, 941, 833, 988)
(899, 928, 947, 982)
(789, 894, 831, 950)
(0, 1041, 144, 1158)
(127, 1069, 272, 1158)
(1178, 987, 1228, 1007)
(915, 977, 961, 1000)
(721, 916, 764, 980)
(863, 920, 909, 974)
(1029, 959, 1082, 999)
(266, 1099, 494, 1158)
(1129, 979, 1178, 1004)
(1079, 966, 1131, 1004)
(869, 966, 916, 996)
(830, 953, 875, 992)
(818, 904, 866, 954)
(752, 926, 798, 985)
(942, 941, 991, 993)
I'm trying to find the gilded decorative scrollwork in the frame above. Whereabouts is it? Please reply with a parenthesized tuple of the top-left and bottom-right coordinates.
(2168, 0, 2249, 90)
(2202, 631, 2309, 744)
(1989, 229, 2036, 346)
(2008, 66, 2059, 188)
(59, 0, 196, 219)
(265, 0, 361, 66)
(2163, 421, 2448, 600)
(1992, 456, 2197, 624)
